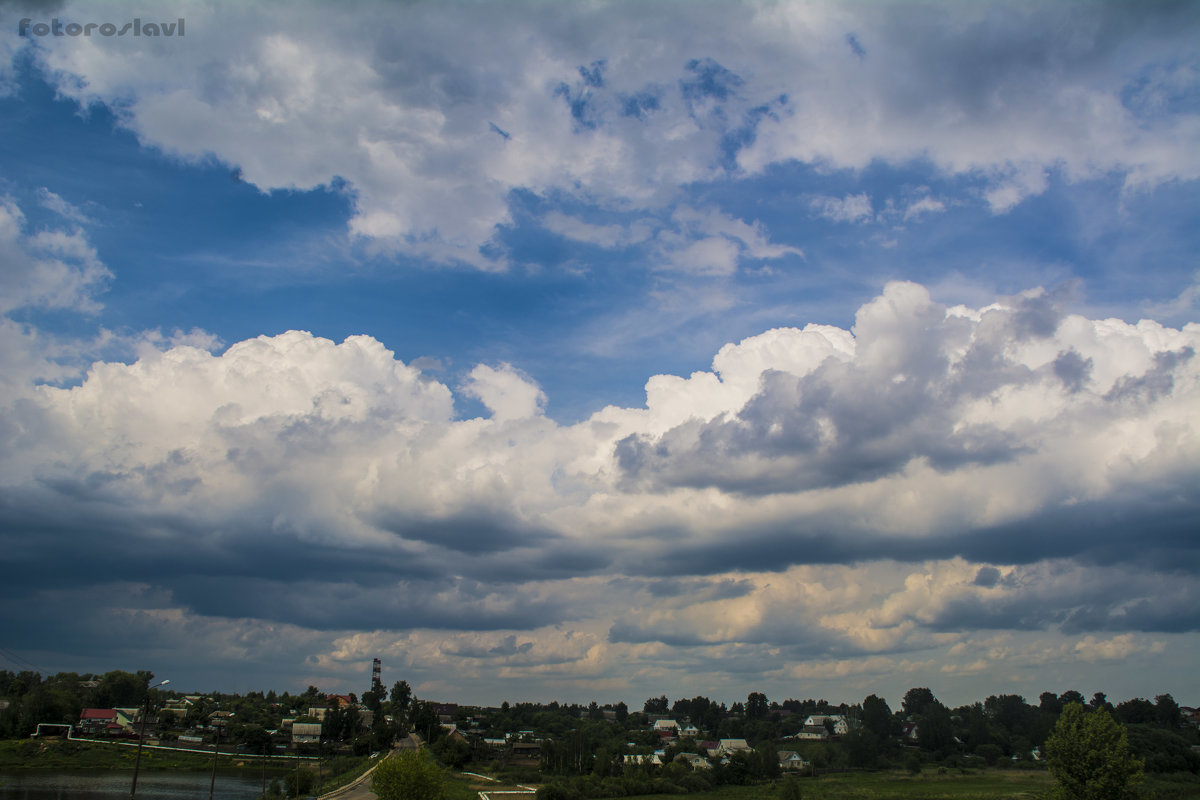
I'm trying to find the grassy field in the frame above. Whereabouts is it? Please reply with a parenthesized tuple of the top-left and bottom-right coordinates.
(0, 737, 304, 772)
(498, 767, 1200, 800)
(448, 769, 538, 800)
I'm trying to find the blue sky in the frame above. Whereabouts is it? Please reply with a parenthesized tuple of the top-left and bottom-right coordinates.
(0, 0, 1198, 709)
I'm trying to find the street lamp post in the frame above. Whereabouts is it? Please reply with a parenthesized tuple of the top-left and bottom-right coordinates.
(130, 679, 169, 800)
(208, 722, 222, 800)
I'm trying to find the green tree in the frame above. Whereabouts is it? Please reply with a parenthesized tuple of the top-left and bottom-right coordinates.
(916, 701, 954, 753)
(371, 749, 449, 800)
(432, 735, 471, 769)
(861, 694, 893, 742)
(843, 726, 879, 768)
(1045, 704, 1143, 800)
(746, 691, 769, 720)
(1040, 691, 1062, 714)
(1154, 693, 1181, 729)
(902, 687, 936, 717)
(1114, 698, 1156, 726)
(644, 695, 669, 715)
(390, 681, 412, 714)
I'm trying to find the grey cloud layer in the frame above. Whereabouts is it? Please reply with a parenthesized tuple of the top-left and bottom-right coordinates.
(1, 271, 1196, 645)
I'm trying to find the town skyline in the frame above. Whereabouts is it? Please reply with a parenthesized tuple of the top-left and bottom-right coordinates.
(0, 0, 1197, 708)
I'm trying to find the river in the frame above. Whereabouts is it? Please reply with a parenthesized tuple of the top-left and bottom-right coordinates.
(0, 769, 276, 799)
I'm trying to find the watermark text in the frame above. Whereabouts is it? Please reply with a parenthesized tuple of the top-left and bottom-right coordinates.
(19, 18, 184, 38)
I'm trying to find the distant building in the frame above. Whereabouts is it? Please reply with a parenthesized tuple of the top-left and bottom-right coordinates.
(676, 753, 711, 770)
(291, 722, 322, 746)
(79, 708, 119, 736)
(802, 714, 849, 735)
(778, 750, 809, 771)
(789, 725, 829, 741)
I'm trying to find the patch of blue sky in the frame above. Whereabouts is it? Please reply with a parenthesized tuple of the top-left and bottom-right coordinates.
(0, 66, 355, 336)
(845, 32, 867, 60)
(619, 88, 661, 119)
(684, 156, 1199, 323)
(1119, 57, 1200, 119)
(680, 57, 744, 104)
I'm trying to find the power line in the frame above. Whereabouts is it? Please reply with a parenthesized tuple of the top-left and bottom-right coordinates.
(0, 647, 52, 675)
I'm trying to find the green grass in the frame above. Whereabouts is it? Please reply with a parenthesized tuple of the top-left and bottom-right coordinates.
(614, 769, 1053, 800)
(0, 738, 291, 772)
(445, 766, 1200, 800)
(310, 753, 375, 796)
(608, 768, 1200, 800)
(448, 769, 537, 800)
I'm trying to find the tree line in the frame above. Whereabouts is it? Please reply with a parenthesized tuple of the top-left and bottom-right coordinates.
(3, 669, 1197, 799)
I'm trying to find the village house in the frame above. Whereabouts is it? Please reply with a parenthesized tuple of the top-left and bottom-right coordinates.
(778, 750, 809, 772)
(802, 714, 849, 735)
(78, 708, 120, 736)
(291, 721, 322, 747)
(675, 753, 712, 770)
(715, 738, 752, 755)
(788, 725, 829, 741)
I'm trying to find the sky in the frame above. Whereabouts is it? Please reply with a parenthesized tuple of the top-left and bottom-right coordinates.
(0, 0, 1197, 712)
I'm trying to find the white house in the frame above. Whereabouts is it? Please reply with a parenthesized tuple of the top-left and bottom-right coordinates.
(676, 753, 711, 770)
(789, 725, 829, 741)
(802, 714, 849, 735)
(778, 750, 809, 772)
(291, 722, 322, 745)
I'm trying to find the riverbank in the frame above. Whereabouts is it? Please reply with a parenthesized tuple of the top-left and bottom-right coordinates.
(0, 737, 274, 771)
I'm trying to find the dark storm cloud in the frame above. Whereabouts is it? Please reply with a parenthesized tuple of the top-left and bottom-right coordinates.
(641, 576, 756, 601)
(608, 467, 1200, 581)
(444, 635, 536, 659)
(955, 486, 1200, 572)
(167, 575, 565, 633)
(920, 562, 1200, 636)
(0, 483, 583, 633)
(374, 509, 557, 554)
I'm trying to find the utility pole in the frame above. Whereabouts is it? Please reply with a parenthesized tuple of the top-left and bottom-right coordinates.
(130, 679, 169, 800)
(208, 724, 221, 800)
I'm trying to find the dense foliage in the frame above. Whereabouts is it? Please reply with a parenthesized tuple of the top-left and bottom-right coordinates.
(1, 667, 1196, 799)
(372, 748, 449, 800)
(1046, 704, 1144, 800)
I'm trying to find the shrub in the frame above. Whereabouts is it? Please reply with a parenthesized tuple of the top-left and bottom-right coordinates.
(1045, 704, 1143, 800)
(371, 749, 449, 800)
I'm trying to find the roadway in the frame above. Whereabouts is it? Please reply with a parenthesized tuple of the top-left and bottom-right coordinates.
(315, 733, 418, 800)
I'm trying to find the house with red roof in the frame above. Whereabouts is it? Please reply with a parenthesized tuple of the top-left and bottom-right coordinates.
(79, 708, 122, 736)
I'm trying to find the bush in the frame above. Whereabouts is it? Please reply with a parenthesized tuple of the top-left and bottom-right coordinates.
(535, 782, 580, 800)
(778, 776, 803, 800)
(284, 769, 315, 798)
(371, 749, 449, 800)
(1046, 705, 1143, 800)
(1126, 725, 1200, 774)
(975, 743, 1004, 766)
